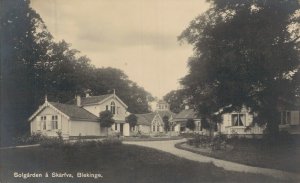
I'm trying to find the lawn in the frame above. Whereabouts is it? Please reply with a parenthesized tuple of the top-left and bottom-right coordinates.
(0, 143, 290, 183)
(176, 137, 300, 173)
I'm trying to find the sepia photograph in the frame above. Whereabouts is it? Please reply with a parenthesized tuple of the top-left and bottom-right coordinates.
(1, 0, 300, 182)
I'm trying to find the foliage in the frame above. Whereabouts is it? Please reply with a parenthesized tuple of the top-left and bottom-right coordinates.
(15, 133, 47, 145)
(187, 134, 227, 150)
(72, 139, 122, 149)
(1, 0, 53, 145)
(39, 136, 64, 148)
(162, 115, 170, 132)
(186, 119, 196, 131)
(99, 110, 115, 128)
(179, 0, 300, 136)
(126, 114, 138, 128)
(187, 135, 211, 148)
(163, 89, 186, 113)
(1, 0, 152, 145)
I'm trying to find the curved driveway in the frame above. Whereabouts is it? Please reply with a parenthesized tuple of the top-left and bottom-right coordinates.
(124, 139, 300, 182)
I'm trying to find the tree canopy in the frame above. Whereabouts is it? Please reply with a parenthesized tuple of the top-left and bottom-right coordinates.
(179, 0, 300, 135)
(163, 89, 186, 113)
(99, 110, 115, 128)
(186, 119, 196, 131)
(1, 0, 152, 145)
(126, 114, 138, 128)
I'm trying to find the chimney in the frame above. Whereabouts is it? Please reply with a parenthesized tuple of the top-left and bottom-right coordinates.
(76, 95, 81, 106)
(185, 105, 189, 110)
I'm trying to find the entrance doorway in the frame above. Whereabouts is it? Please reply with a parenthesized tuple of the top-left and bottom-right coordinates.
(120, 124, 124, 135)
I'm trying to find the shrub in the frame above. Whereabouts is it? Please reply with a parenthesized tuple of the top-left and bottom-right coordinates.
(15, 133, 47, 145)
(153, 133, 167, 137)
(211, 133, 227, 150)
(40, 137, 64, 148)
(101, 138, 122, 146)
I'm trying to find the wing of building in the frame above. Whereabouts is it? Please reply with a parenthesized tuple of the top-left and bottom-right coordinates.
(28, 93, 130, 139)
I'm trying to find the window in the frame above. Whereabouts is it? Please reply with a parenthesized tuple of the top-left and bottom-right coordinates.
(111, 102, 115, 114)
(287, 111, 291, 124)
(157, 125, 159, 132)
(51, 115, 58, 129)
(152, 125, 155, 132)
(195, 121, 201, 131)
(281, 111, 292, 124)
(41, 116, 46, 130)
(106, 105, 108, 111)
(231, 114, 245, 126)
(115, 123, 117, 131)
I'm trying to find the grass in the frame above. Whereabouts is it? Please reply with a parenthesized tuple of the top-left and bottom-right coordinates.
(123, 136, 182, 141)
(176, 138, 300, 173)
(0, 143, 292, 183)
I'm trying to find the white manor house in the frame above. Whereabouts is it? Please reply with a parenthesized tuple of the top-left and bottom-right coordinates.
(29, 93, 130, 139)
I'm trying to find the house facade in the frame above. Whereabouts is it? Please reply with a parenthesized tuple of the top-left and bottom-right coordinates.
(172, 106, 264, 136)
(150, 99, 170, 112)
(218, 107, 264, 135)
(278, 99, 300, 134)
(133, 110, 175, 135)
(28, 93, 130, 139)
(171, 107, 204, 134)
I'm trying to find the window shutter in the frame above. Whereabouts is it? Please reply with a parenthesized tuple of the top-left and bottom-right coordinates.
(246, 114, 253, 126)
(291, 111, 299, 125)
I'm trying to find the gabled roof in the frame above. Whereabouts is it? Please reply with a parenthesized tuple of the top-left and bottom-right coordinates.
(28, 101, 98, 122)
(50, 102, 98, 121)
(156, 110, 175, 119)
(67, 94, 128, 108)
(136, 113, 157, 126)
(278, 97, 300, 111)
(174, 109, 199, 120)
(67, 94, 112, 105)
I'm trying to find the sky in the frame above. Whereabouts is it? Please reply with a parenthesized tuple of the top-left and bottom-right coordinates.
(30, 0, 210, 98)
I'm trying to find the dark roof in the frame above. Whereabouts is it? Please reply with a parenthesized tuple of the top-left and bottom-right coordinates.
(157, 100, 168, 104)
(50, 102, 98, 121)
(136, 113, 156, 126)
(174, 109, 199, 120)
(67, 94, 113, 105)
(278, 97, 300, 111)
(156, 110, 175, 119)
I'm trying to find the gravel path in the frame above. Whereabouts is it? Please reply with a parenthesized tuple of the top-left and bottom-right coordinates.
(124, 139, 300, 182)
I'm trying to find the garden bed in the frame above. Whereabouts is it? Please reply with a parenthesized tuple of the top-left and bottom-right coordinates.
(176, 138, 300, 173)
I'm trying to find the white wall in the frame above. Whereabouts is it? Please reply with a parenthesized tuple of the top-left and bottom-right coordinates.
(174, 124, 181, 132)
(70, 121, 101, 136)
(83, 97, 127, 121)
(291, 111, 300, 125)
(138, 125, 151, 134)
(30, 106, 70, 138)
(220, 109, 264, 134)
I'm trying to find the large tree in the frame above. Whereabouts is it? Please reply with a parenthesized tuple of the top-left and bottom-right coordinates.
(1, 0, 53, 145)
(1, 0, 153, 146)
(163, 89, 186, 113)
(179, 0, 300, 137)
